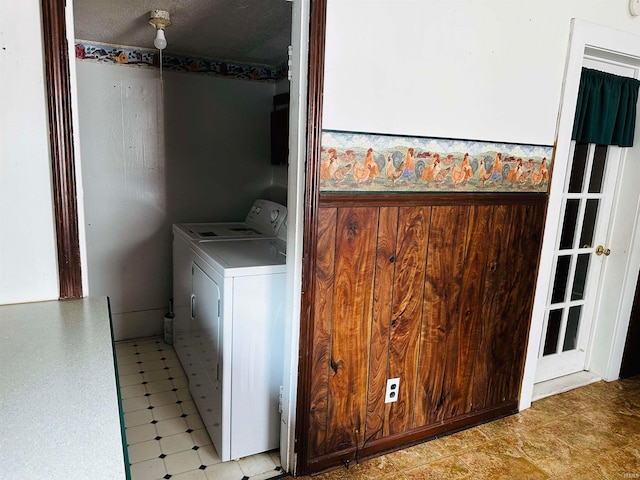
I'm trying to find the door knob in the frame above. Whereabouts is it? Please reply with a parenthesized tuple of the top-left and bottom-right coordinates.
(595, 245, 611, 256)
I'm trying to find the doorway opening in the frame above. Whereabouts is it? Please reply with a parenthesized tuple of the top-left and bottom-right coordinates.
(521, 19, 640, 409)
(62, 0, 316, 475)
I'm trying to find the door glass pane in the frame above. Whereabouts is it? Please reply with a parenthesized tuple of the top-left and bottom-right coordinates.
(551, 255, 571, 304)
(588, 145, 608, 193)
(563, 305, 582, 351)
(571, 254, 590, 301)
(543, 309, 563, 356)
(579, 199, 599, 248)
(568, 143, 588, 193)
(560, 199, 579, 250)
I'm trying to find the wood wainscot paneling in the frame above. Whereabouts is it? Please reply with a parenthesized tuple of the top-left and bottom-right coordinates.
(298, 193, 546, 474)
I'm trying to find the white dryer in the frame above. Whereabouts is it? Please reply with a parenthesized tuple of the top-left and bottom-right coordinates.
(172, 213, 286, 461)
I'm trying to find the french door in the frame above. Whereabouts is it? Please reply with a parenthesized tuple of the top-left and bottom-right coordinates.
(535, 141, 621, 383)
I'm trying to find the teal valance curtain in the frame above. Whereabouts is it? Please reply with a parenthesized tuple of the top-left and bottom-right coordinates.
(572, 68, 640, 147)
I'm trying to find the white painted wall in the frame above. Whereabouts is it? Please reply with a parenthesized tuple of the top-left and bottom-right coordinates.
(76, 60, 281, 340)
(76, 62, 164, 340)
(323, 1, 638, 145)
(0, 0, 59, 305)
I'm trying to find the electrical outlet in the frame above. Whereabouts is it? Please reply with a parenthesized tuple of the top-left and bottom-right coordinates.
(385, 378, 400, 403)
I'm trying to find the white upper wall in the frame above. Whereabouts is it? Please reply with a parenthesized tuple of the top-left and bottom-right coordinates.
(323, 0, 639, 146)
(0, 0, 59, 304)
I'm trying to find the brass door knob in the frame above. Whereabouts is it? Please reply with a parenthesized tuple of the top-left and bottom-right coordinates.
(595, 245, 611, 256)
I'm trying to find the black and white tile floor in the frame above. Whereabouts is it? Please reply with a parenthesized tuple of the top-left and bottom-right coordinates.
(116, 337, 285, 480)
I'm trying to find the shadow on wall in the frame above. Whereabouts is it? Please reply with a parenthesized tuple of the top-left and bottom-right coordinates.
(162, 70, 280, 224)
(260, 164, 288, 206)
(261, 186, 287, 206)
(110, 221, 171, 341)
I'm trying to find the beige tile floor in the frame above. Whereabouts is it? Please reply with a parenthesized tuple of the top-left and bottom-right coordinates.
(297, 376, 640, 479)
(118, 337, 640, 479)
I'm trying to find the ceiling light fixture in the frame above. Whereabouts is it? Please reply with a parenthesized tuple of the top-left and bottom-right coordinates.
(148, 10, 171, 50)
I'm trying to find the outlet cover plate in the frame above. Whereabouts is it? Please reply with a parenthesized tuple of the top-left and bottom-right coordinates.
(385, 378, 400, 403)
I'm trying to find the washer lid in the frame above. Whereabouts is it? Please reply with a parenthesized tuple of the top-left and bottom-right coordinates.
(181, 222, 267, 241)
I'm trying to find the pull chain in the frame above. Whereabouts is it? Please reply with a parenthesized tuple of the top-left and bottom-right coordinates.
(159, 48, 164, 96)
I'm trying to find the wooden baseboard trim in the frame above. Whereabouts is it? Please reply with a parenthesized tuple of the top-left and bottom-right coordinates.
(301, 401, 518, 475)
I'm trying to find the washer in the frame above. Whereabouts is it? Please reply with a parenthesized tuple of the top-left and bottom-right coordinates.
(172, 215, 286, 461)
(174, 199, 286, 242)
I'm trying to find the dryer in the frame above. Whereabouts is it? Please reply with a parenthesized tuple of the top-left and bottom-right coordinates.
(172, 211, 286, 461)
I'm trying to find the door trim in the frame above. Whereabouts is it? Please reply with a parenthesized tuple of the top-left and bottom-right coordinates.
(521, 19, 640, 409)
(294, 0, 329, 475)
(41, 0, 83, 300)
(279, 0, 314, 473)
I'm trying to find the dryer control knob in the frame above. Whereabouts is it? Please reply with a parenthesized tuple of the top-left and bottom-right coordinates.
(270, 209, 279, 222)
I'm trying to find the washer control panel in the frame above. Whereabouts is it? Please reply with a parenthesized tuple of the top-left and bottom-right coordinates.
(245, 199, 287, 236)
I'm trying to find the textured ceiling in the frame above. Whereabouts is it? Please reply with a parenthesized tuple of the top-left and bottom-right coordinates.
(73, 0, 292, 66)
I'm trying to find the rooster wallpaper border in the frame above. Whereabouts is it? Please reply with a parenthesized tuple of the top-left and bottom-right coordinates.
(320, 130, 553, 193)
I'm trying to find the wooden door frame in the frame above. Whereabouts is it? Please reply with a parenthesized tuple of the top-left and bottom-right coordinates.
(295, 0, 328, 475)
(41, 0, 83, 300)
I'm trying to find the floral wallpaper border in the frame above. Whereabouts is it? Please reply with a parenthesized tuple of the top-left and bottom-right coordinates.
(320, 130, 553, 194)
(75, 40, 287, 82)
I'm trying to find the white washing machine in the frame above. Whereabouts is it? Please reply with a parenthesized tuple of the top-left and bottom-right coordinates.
(172, 211, 286, 461)
(174, 199, 286, 242)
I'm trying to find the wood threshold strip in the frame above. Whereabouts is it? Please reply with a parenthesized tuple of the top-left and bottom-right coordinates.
(41, 0, 83, 299)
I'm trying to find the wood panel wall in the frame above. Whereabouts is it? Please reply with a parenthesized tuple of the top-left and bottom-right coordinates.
(299, 197, 546, 473)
